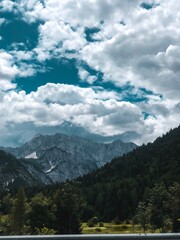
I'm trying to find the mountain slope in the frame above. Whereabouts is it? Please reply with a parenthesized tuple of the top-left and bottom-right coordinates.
(0, 150, 46, 192)
(78, 125, 180, 221)
(2, 133, 137, 183)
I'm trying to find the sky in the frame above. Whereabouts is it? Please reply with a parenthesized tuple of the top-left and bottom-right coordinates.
(0, 0, 180, 147)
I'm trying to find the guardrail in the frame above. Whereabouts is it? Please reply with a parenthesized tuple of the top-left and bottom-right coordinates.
(0, 234, 179, 240)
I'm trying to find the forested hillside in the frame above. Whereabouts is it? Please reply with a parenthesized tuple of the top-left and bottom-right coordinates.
(78, 125, 180, 231)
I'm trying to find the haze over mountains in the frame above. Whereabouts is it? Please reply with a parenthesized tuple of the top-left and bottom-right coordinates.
(0, 133, 137, 191)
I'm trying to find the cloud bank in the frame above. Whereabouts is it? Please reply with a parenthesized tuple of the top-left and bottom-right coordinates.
(0, 0, 180, 146)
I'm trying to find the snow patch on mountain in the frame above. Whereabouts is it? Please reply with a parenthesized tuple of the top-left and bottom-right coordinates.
(45, 161, 57, 173)
(25, 152, 38, 159)
(4, 178, 15, 187)
(2, 133, 137, 183)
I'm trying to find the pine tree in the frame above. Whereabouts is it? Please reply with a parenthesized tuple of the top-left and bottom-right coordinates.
(54, 183, 85, 234)
(27, 192, 55, 234)
(11, 187, 26, 235)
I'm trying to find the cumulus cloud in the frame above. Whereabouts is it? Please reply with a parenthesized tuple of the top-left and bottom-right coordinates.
(34, 20, 86, 61)
(0, 51, 19, 90)
(20, 0, 180, 101)
(78, 67, 97, 84)
(0, 49, 39, 90)
(12, 0, 141, 25)
(0, 84, 148, 144)
(0, 18, 6, 25)
(2, 0, 180, 99)
(0, 0, 15, 12)
(0, 83, 179, 146)
(0, 0, 180, 146)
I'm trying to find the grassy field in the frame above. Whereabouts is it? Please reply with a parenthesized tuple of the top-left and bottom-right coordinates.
(82, 222, 160, 234)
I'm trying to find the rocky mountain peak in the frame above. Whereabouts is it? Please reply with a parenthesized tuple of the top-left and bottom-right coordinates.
(1, 133, 137, 186)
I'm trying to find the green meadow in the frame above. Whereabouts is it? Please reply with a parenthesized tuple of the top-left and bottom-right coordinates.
(82, 222, 160, 234)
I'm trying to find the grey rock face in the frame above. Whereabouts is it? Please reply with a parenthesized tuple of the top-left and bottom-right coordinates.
(2, 133, 137, 184)
(0, 150, 45, 192)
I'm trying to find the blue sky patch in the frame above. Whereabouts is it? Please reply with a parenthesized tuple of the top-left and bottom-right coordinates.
(0, 12, 39, 50)
(85, 27, 101, 42)
(15, 58, 79, 93)
(140, 2, 160, 10)
(143, 112, 157, 120)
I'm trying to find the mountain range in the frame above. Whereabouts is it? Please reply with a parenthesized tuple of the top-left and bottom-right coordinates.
(0, 126, 179, 232)
(0, 133, 137, 191)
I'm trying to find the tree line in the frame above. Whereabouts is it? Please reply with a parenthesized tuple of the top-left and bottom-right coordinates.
(0, 181, 179, 235)
(0, 183, 85, 235)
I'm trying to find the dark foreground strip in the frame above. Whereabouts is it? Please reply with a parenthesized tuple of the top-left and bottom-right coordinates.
(0, 234, 180, 240)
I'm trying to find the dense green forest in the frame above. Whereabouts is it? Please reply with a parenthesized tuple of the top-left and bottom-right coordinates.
(0, 184, 85, 235)
(77, 125, 180, 233)
(0, 126, 180, 234)
(79, 126, 180, 220)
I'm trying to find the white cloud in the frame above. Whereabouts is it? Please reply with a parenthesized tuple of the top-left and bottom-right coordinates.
(1, 0, 180, 145)
(15, 0, 141, 25)
(0, 50, 38, 90)
(78, 67, 97, 84)
(3, 0, 180, 100)
(0, 83, 179, 146)
(0, 51, 19, 90)
(0, 18, 6, 25)
(10, 50, 33, 61)
(0, 0, 15, 12)
(0, 84, 144, 144)
(34, 20, 86, 61)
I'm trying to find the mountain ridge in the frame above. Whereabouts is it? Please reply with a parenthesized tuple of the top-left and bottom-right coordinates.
(0, 133, 137, 189)
(0, 150, 47, 192)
